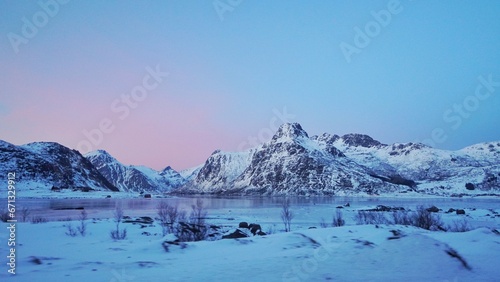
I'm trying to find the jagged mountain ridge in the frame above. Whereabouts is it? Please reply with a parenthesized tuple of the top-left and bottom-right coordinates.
(327, 134, 500, 193)
(177, 123, 500, 196)
(2, 123, 499, 196)
(179, 123, 404, 195)
(84, 150, 185, 193)
(0, 140, 118, 192)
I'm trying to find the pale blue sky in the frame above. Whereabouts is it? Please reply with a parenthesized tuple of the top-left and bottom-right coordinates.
(1, 0, 500, 170)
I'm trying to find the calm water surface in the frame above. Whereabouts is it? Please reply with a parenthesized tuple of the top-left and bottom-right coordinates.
(16, 196, 499, 225)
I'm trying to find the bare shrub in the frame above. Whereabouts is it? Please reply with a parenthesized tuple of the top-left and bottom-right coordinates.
(354, 210, 388, 225)
(319, 218, 328, 228)
(332, 209, 345, 227)
(110, 206, 127, 240)
(160, 199, 209, 242)
(188, 199, 208, 241)
(31, 216, 48, 224)
(266, 224, 276, 235)
(157, 201, 173, 236)
(65, 223, 77, 237)
(391, 210, 414, 226)
(110, 228, 127, 240)
(281, 198, 294, 232)
(77, 210, 88, 236)
(321, 209, 346, 228)
(412, 205, 443, 230)
(448, 218, 472, 232)
(157, 199, 210, 242)
(20, 207, 31, 222)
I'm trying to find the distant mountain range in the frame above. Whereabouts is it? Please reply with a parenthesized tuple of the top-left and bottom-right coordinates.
(1, 123, 499, 197)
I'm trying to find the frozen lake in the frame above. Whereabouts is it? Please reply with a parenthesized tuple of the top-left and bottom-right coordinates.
(17, 196, 500, 230)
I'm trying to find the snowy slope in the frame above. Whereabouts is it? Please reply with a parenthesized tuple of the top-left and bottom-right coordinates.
(178, 165, 203, 181)
(180, 148, 257, 193)
(232, 123, 403, 195)
(0, 140, 118, 193)
(327, 135, 500, 196)
(2, 221, 498, 281)
(85, 150, 185, 193)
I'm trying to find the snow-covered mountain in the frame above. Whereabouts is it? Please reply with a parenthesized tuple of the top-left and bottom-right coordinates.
(180, 123, 404, 195)
(0, 140, 118, 192)
(177, 123, 500, 196)
(179, 165, 203, 181)
(178, 149, 256, 194)
(2, 123, 498, 197)
(85, 150, 185, 193)
(326, 134, 500, 195)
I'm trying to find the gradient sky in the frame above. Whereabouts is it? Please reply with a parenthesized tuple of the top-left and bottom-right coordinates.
(1, 0, 500, 171)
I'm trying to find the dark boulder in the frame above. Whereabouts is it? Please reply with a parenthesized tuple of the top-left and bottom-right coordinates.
(248, 224, 262, 235)
(456, 209, 466, 215)
(222, 229, 249, 239)
(123, 216, 154, 224)
(370, 205, 405, 212)
(426, 206, 439, 213)
(239, 222, 249, 229)
(465, 183, 475, 190)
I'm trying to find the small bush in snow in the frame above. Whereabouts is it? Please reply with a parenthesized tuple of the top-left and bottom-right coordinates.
(319, 218, 329, 228)
(390, 206, 444, 230)
(110, 206, 127, 240)
(157, 201, 178, 236)
(20, 207, 31, 222)
(110, 228, 127, 240)
(77, 210, 88, 236)
(447, 218, 472, 232)
(332, 209, 345, 227)
(266, 224, 277, 235)
(175, 199, 209, 242)
(65, 223, 78, 237)
(412, 205, 443, 230)
(157, 199, 209, 242)
(281, 198, 294, 232)
(31, 216, 48, 224)
(187, 199, 209, 241)
(354, 210, 388, 225)
(321, 210, 346, 227)
(391, 210, 414, 226)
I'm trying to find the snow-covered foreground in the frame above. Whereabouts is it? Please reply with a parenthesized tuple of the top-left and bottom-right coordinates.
(1, 212, 499, 281)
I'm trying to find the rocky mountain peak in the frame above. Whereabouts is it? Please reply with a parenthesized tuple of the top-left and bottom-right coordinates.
(272, 123, 309, 141)
(341, 133, 384, 148)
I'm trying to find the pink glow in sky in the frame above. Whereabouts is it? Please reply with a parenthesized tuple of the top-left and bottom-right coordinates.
(1, 1, 500, 171)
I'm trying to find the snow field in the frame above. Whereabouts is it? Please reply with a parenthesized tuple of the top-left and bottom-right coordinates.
(1, 200, 499, 281)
